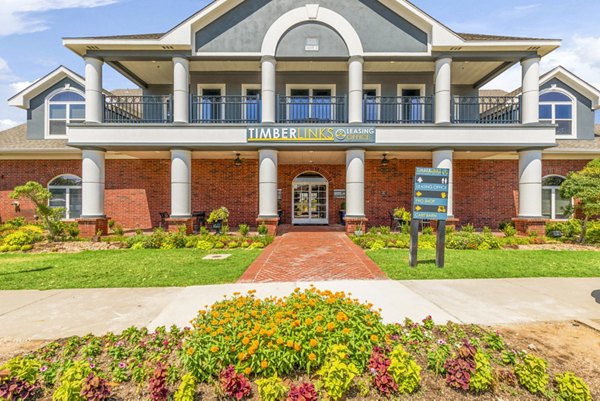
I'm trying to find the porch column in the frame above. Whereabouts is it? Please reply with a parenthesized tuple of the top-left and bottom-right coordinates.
(434, 57, 452, 124)
(258, 149, 279, 235)
(78, 149, 108, 237)
(521, 56, 540, 124)
(170, 149, 192, 218)
(172, 57, 190, 123)
(432, 149, 454, 217)
(518, 149, 542, 217)
(348, 56, 364, 124)
(345, 149, 366, 233)
(84, 57, 103, 123)
(261, 56, 277, 123)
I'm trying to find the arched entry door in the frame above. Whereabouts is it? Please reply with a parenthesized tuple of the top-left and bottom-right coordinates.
(292, 172, 328, 225)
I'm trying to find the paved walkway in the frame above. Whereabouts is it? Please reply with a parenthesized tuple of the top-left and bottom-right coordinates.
(1, 278, 599, 339)
(238, 228, 387, 282)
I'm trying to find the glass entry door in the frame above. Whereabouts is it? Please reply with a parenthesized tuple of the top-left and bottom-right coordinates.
(292, 174, 328, 225)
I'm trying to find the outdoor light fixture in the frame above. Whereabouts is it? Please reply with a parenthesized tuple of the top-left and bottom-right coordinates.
(234, 153, 242, 166)
(381, 153, 389, 166)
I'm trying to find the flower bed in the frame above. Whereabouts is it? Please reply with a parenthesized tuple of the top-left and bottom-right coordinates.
(0, 289, 592, 400)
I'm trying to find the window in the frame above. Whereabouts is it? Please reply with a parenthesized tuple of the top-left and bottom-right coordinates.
(48, 175, 82, 219)
(363, 84, 381, 123)
(242, 85, 261, 123)
(285, 85, 336, 122)
(397, 84, 426, 123)
(542, 175, 571, 220)
(539, 90, 575, 137)
(196, 84, 226, 122)
(46, 90, 85, 137)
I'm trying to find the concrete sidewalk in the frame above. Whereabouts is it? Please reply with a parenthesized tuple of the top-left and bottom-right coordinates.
(0, 278, 599, 339)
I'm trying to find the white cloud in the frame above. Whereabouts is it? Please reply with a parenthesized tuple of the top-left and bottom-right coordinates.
(0, 119, 22, 131)
(0, 0, 119, 36)
(9, 81, 34, 94)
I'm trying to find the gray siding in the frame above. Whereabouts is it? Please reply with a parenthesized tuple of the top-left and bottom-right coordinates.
(540, 78, 595, 140)
(27, 77, 84, 140)
(195, 0, 428, 54)
(276, 22, 348, 58)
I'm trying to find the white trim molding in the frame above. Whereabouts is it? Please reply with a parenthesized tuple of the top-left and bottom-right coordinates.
(44, 86, 86, 139)
(539, 86, 577, 139)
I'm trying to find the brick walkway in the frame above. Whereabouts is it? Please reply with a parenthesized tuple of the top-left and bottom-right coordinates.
(238, 227, 388, 282)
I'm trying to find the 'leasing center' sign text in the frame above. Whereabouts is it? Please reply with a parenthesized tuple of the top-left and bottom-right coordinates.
(247, 127, 376, 143)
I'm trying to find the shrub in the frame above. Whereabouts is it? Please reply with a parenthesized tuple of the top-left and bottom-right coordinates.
(555, 372, 592, 401)
(422, 226, 433, 235)
(174, 373, 196, 401)
(514, 354, 548, 394)
(148, 365, 169, 401)
(228, 241, 239, 249)
(1, 356, 41, 384)
(379, 226, 391, 235)
(52, 361, 91, 401)
(208, 207, 229, 224)
(470, 351, 493, 392)
(427, 344, 450, 375)
(502, 224, 517, 238)
(498, 220, 514, 231)
(257, 223, 269, 236)
(248, 241, 265, 249)
(387, 345, 421, 394)
(585, 221, 600, 244)
(2, 230, 36, 247)
(196, 240, 214, 251)
(368, 227, 378, 235)
(393, 207, 411, 222)
(444, 340, 477, 391)
(461, 223, 475, 233)
(369, 240, 385, 251)
(239, 224, 250, 237)
(0, 376, 40, 401)
(368, 346, 397, 396)
(482, 226, 492, 235)
(113, 224, 124, 236)
(0, 245, 9, 252)
(80, 373, 111, 401)
(20, 244, 33, 252)
(214, 241, 225, 249)
(219, 366, 251, 400)
(255, 374, 288, 401)
(287, 382, 317, 401)
(317, 345, 359, 401)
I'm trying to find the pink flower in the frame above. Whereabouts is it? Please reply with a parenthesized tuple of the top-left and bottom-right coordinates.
(40, 366, 48, 372)
(119, 362, 126, 369)
(90, 363, 96, 369)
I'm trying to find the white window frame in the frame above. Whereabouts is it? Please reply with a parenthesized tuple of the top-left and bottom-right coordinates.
(539, 86, 577, 139)
(397, 84, 427, 123)
(44, 86, 85, 139)
(241, 84, 261, 121)
(196, 84, 227, 121)
(285, 84, 337, 121)
(47, 174, 82, 220)
(292, 173, 329, 225)
(542, 175, 572, 220)
(363, 84, 381, 122)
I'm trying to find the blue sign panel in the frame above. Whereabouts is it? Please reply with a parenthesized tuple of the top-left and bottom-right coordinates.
(247, 126, 376, 143)
(412, 167, 449, 221)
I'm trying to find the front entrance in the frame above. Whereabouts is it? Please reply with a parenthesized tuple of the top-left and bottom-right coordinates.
(292, 172, 328, 225)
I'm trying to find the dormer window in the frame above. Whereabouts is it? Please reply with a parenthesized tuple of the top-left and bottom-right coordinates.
(539, 90, 575, 137)
(46, 90, 85, 137)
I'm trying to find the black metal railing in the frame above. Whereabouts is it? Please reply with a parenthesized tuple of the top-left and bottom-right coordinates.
(276, 95, 347, 123)
(452, 96, 521, 124)
(190, 95, 261, 123)
(363, 96, 434, 124)
(103, 95, 172, 123)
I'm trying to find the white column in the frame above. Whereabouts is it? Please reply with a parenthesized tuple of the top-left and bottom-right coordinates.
(521, 56, 541, 124)
(348, 55, 364, 124)
(171, 149, 192, 218)
(434, 57, 452, 124)
(81, 149, 105, 217)
(84, 57, 103, 124)
(518, 149, 543, 217)
(258, 149, 278, 218)
(432, 149, 454, 217)
(172, 57, 190, 124)
(261, 56, 277, 123)
(346, 149, 365, 217)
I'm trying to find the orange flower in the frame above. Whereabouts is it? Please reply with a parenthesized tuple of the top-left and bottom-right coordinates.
(261, 360, 268, 369)
(370, 334, 379, 342)
(210, 345, 219, 353)
(294, 343, 301, 352)
(342, 328, 350, 335)
(308, 353, 316, 361)
(316, 326, 323, 333)
(187, 347, 195, 355)
(305, 318, 314, 326)
(326, 322, 335, 331)
(242, 337, 250, 345)
(309, 339, 318, 347)
(244, 367, 251, 376)
(238, 352, 247, 361)
(315, 315, 323, 322)
(276, 338, 284, 345)
(286, 340, 294, 348)
(336, 311, 348, 322)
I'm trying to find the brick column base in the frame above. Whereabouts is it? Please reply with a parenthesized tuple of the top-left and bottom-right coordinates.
(344, 217, 368, 235)
(512, 218, 547, 235)
(166, 218, 194, 234)
(77, 218, 109, 238)
(257, 217, 279, 236)
(430, 218, 460, 232)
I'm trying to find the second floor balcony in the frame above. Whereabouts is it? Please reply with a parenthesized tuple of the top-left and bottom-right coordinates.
(101, 93, 523, 125)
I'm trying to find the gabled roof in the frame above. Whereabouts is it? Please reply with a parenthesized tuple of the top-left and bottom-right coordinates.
(8, 66, 84, 109)
(0, 124, 75, 152)
(539, 66, 600, 110)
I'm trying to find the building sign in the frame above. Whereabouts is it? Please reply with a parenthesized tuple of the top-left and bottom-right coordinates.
(333, 189, 346, 199)
(305, 38, 319, 51)
(247, 127, 376, 143)
(412, 167, 449, 221)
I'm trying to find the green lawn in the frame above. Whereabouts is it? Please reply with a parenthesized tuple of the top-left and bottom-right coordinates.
(0, 249, 261, 290)
(368, 249, 600, 280)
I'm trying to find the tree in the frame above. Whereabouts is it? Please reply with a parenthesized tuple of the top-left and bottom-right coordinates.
(9, 181, 66, 240)
(560, 158, 600, 243)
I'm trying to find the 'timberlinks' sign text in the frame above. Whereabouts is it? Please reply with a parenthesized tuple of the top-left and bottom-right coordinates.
(247, 126, 376, 143)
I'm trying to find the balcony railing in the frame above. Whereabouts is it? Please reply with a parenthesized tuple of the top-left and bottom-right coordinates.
(277, 95, 347, 123)
(190, 95, 261, 123)
(104, 95, 172, 123)
(452, 96, 521, 124)
(363, 96, 434, 124)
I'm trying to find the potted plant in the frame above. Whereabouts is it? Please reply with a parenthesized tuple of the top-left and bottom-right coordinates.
(207, 207, 229, 234)
(277, 200, 283, 225)
(339, 202, 346, 225)
(393, 207, 411, 230)
(354, 221, 364, 236)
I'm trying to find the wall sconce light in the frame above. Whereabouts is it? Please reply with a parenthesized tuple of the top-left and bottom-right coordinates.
(234, 153, 242, 166)
(381, 153, 389, 166)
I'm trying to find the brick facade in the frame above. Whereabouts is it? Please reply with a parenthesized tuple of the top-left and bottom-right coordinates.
(0, 157, 592, 230)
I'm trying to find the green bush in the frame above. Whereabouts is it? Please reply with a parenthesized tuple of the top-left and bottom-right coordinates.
(174, 372, 196, 401)
(502, 224, 517, 238)
(585, 221, 600, 244)
(255, 374, 288, 401)
(2, 230, 36, 247)
(0, 244, 9, 252)
(20, 244, 33, 252)
(461, 223, 475, 233)
(422, 226, 434, 235)
(317, 345, 360, 401)
(546, 219, 582, 240)
(239, 224, 250, 237)
(379, 226, 391, 235)
(470, 351, 493, 392)
(388, 345, 421, 394)
(196, 240, 214, 251)
(52, 361, 91, 401)
(257, 223, 269, 236)
(555, 372, 592, 401)
(515, 354, 548, 394)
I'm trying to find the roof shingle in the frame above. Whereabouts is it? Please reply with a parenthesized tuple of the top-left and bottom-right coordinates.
(0, 124, 75, 152)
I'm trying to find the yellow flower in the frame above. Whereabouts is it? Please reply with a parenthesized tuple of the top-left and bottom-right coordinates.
(370, 334, 379, 342)
(238, 352, 247, 361)
(308, 353, 316, 361)
(187, 347, 195, 355)
(286, 340, 294, 348)
(305, 318, 314, 326)
(276, 338, 284, 345)
(210, 345, 219, 353)
(309, 339, 318, 347)
(261, 360, 268, 369)
(342, 328, 350, 335)
(315, 315, 323, 322)
(316, 326, 323, 333)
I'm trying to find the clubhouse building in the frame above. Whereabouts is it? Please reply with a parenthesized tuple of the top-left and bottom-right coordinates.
(2, 0, 600, 236)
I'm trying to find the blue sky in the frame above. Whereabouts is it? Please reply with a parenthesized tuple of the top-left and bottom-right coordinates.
(1, 0, 599, 129)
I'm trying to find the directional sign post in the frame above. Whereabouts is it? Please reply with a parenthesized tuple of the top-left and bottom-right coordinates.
(409, 167, 450, 268)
